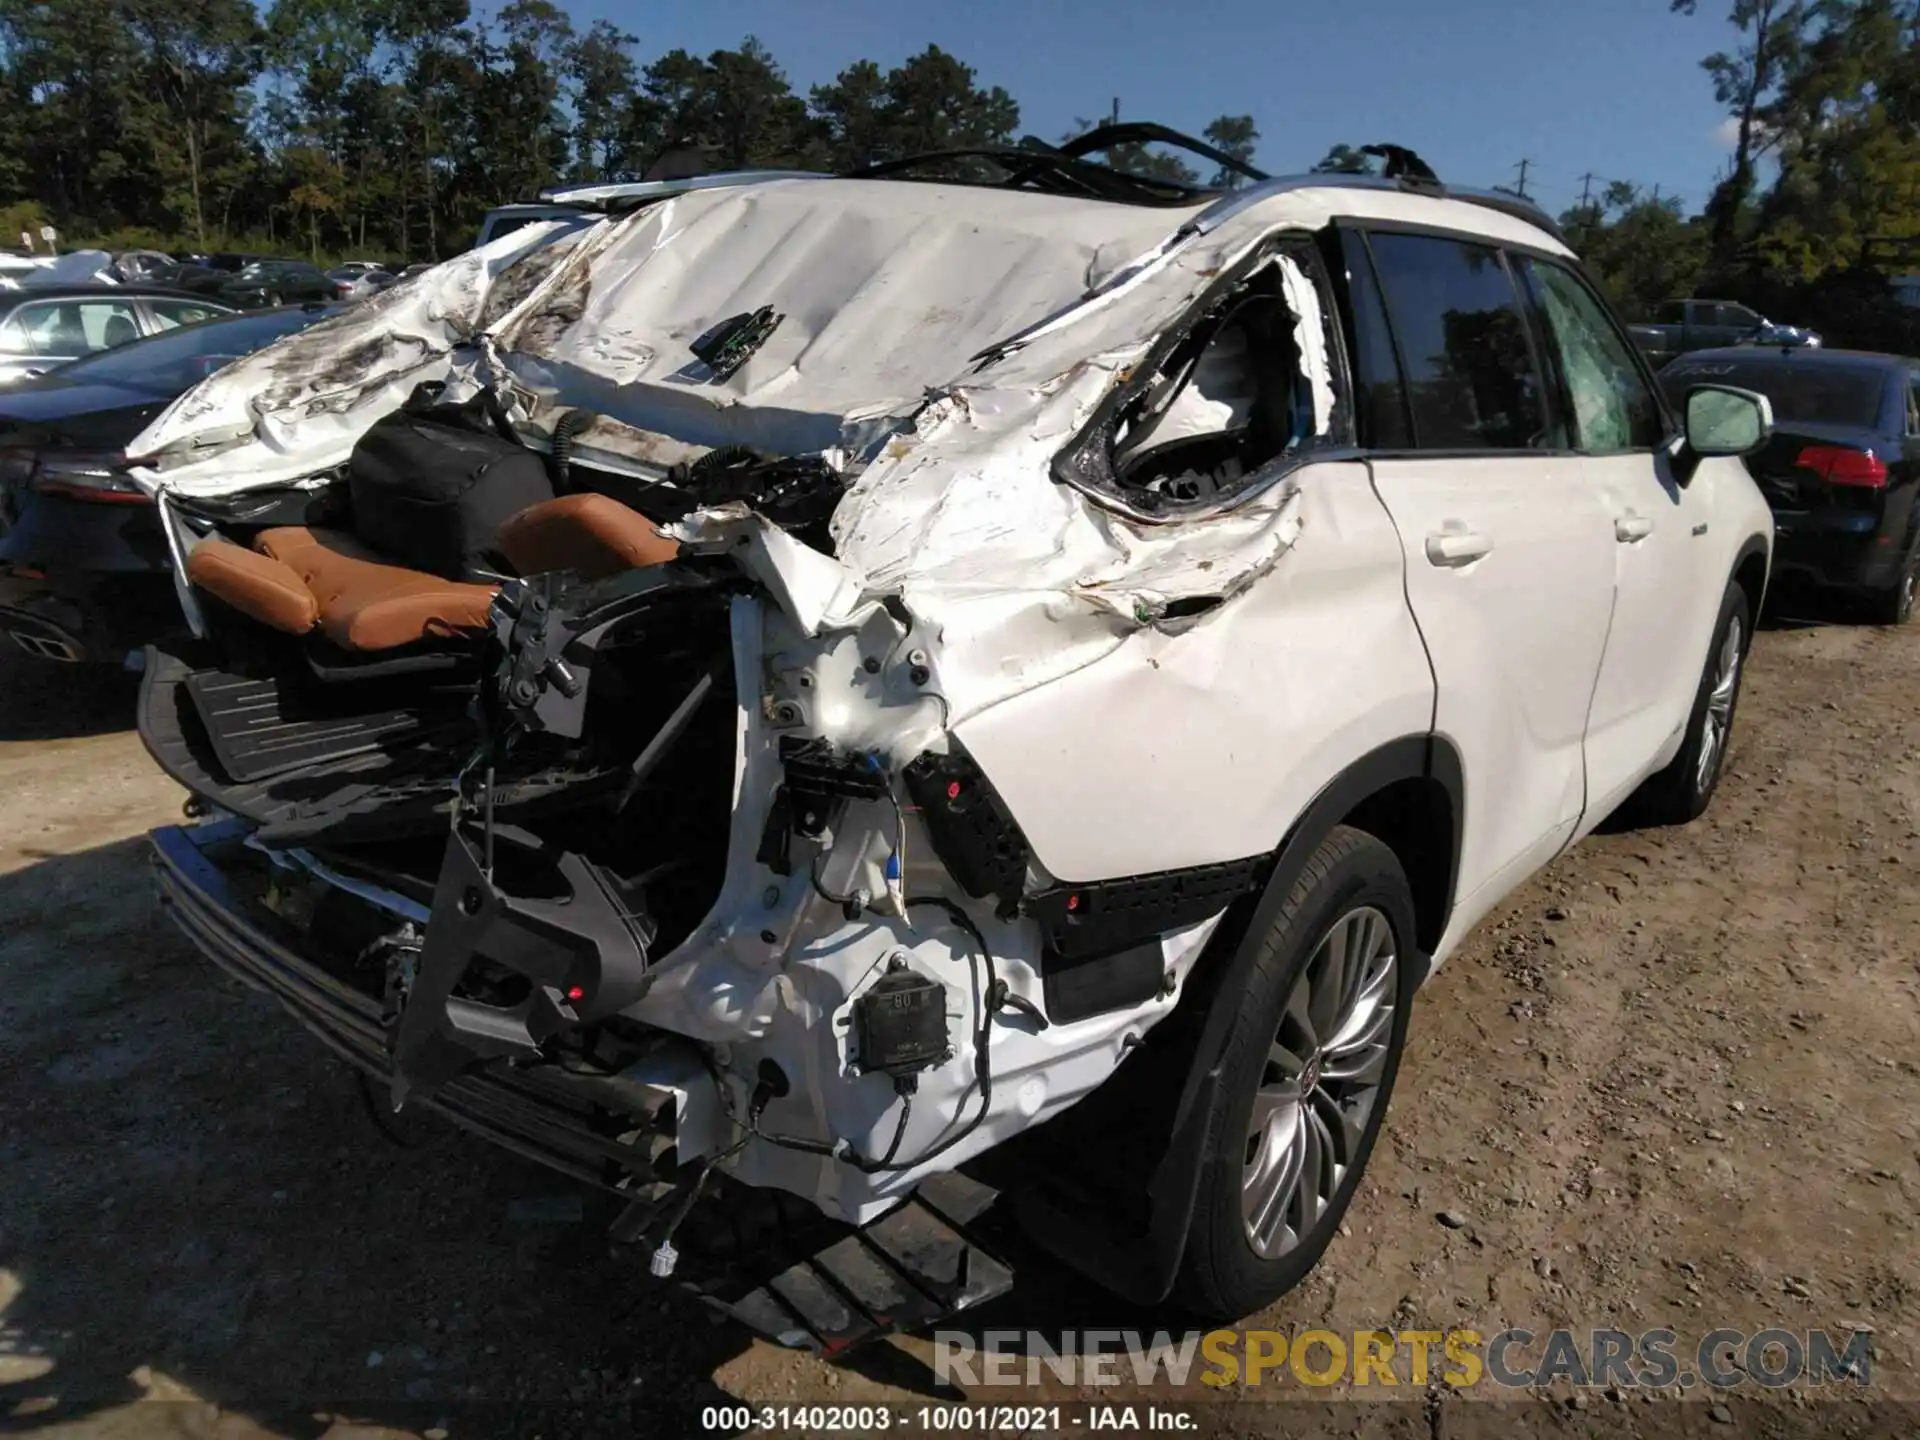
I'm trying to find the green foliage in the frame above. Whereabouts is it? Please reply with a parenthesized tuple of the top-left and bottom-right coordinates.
(1203, 114, 1259, 189)
(1311, 143, 1376, 175)
(1560, 188, 1709, 319)
(0, 10, 1036, 258)
(3, 0, 1907, 315)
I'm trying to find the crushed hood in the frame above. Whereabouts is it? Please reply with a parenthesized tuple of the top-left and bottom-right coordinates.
(490, 179, 1210, 452)
(125, 180, 1213, 498)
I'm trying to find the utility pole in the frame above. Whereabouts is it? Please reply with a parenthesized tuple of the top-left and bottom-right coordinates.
(1578, 171, 1596, 207)
(1109, 96, 1120, 126)
(1513, 158, 1533, 200)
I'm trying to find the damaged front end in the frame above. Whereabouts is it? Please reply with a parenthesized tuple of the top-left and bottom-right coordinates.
(140, 171, 1371, 1334)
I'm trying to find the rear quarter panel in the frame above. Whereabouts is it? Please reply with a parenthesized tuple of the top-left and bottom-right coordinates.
(954, 459, 1434, 881)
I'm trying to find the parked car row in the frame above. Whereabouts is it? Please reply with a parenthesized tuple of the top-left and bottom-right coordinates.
(0, 244, 426, 379)
(0, 303, 345, 659)
(1628, 297, 1823, 365)
(0, 285, 235, 387)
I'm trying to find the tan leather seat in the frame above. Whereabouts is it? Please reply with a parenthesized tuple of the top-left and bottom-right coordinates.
(189, 527, 497, 651)
(185, 493, 677, 652)
(496, 492, 679, 579)
(184, 539, 320, 636)
(258, 528, 499, 651)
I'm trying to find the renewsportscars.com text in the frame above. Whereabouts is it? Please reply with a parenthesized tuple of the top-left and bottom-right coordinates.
(932, 1327, 1873, 1391)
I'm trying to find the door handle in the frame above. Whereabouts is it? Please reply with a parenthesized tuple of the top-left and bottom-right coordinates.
(1424, 530, 1493, 567)
(1615, 513, 1655, 543)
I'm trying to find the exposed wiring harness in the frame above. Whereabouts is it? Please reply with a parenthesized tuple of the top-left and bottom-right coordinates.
(804, 763, 908, 920)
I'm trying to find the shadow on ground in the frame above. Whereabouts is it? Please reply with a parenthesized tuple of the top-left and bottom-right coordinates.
(0, 836, 756, 1436)
(0, 653, 139, 742)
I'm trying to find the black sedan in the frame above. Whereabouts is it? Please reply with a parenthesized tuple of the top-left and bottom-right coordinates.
(0, 304, 343, 663)
(217, 259, 343, 308)
(1661, 347, 1920, 624)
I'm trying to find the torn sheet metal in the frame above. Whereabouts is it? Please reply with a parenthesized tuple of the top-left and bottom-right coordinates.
(487, 178, 1213, 458)
(124, 221, 588, 498)
(664, 503, 868, 637)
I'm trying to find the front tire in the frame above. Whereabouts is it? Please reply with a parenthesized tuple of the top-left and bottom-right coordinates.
(1174, 826, 1417, 1320)
(1626, 580, 1750, 826)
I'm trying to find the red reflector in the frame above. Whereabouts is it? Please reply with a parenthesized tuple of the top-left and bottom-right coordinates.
(946, 780, 962, 800)
(1065, 894, 1080, 912)
(33, 481, 152, 504)
(1797, 445, 1887, 488)
(565, 985, 584, 1001)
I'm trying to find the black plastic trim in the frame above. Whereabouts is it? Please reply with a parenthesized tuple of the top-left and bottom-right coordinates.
(901, 745, 1033, 915)
(1026, 858, 1265, 962)
(149, 820, 663, 1190)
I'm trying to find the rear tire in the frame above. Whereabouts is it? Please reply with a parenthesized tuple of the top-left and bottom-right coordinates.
(1173, 826, 1417, 1321)
(1625, 580, 1750, 826)
(1868, 541, 1917, 626)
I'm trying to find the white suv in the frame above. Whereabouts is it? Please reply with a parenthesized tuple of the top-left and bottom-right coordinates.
(132, 148, 1773, 1330)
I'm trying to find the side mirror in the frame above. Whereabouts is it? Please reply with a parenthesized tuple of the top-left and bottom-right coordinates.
(1673, 383, 1773, 484)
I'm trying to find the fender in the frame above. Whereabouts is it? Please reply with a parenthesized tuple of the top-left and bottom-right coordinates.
(1007, 733, 1461, 1304)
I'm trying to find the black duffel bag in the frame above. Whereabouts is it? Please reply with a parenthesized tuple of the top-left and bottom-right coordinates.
(347, 385, 554, 580)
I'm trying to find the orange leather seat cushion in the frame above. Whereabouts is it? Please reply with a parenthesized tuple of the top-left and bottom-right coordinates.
(253, 527, 498, 651)
(185, 538, 322, 636)
(495, 492, 679, 580)
(186, 496, 673, 653)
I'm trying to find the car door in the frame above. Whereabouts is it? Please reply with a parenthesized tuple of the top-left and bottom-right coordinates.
(0, 296, 143, 377)
(0, 308, 38, 384)
(1349, 229, 1617, 934)
(1515, 257, 1716, 826)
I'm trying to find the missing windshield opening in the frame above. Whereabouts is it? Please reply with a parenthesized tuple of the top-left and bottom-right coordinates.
(1053, 241, 1348, 517)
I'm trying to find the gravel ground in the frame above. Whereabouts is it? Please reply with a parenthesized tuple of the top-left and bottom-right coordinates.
(0, 602, 1916, 1439)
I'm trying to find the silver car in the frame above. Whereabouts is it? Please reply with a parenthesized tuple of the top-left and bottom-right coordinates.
(0, 286, 237, 387)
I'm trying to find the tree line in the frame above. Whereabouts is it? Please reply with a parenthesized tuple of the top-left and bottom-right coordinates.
(1570, 0, 1919, 332)
(0, 0, 1258, 262)
(1, 0, 1914, 343)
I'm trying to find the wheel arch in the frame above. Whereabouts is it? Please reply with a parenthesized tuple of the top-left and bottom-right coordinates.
(1731, 533, 1771, 626)
(1007, 732, 1461, 1304)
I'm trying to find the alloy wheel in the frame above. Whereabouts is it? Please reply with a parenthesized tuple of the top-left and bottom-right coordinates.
(1242, 904, 1398, 1260)
(1695, 613, 1743, 796)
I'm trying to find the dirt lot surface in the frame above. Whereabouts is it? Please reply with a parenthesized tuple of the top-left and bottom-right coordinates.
(2, 607, 1918, 1440)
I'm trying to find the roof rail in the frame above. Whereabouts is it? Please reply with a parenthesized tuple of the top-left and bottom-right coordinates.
(1190, 172, 1568, 246)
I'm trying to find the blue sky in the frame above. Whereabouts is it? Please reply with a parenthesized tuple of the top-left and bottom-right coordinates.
(567, 0, 1741, 215)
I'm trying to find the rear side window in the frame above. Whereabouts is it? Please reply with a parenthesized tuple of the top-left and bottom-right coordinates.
(1659, 359, 1887, 430)
(1518, 258, 1664, 452)
(1366, 232, 1555, 450)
